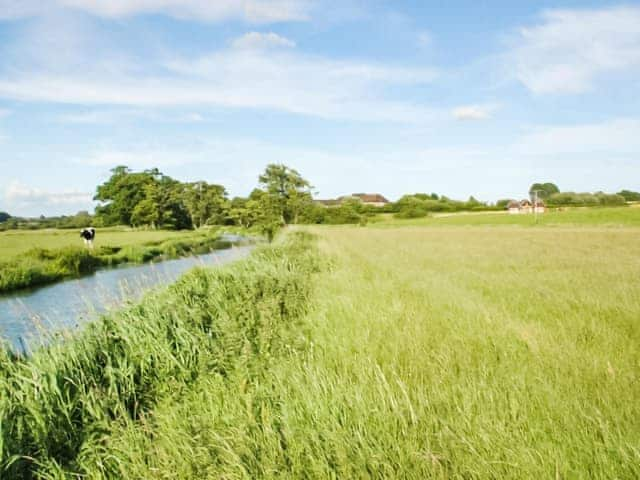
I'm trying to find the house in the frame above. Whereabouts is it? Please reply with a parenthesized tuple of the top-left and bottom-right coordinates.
(317, 193, 390, 208)
(505, 198, 545, 214)
(519, 199, 533, 213)
(533, 200, 546, 213)
(507, 200, 521, 214)
(343, 193, 390, 207)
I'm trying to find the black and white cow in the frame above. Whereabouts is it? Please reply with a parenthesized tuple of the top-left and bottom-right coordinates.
(80, 227, 96, 249)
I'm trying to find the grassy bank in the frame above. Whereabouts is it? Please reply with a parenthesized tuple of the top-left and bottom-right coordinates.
(372, 205, 640, 227)
(0, 231, 321, 478)
(0, 227, 200, 259)
(0, 231, 234, 293)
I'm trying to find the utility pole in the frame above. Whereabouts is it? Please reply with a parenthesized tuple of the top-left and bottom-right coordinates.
(530, 189, 541, 225)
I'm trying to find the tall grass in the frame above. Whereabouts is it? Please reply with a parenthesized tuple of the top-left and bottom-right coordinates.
(2, 226, 638, 478)
(0, 231, 320, 478)
(103, 226, 637, 479)
(0, 233, 233, 293)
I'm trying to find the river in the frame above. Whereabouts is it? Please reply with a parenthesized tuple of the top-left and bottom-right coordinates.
(0, 243, 253, 352)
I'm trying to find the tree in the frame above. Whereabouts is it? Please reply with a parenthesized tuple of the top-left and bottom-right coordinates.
(529, 182, 560, 200)
(0, 212, 11, 223)
(258, 164, 311, 224)
(183, 182, 228, 228)
(94, 166, 161, 226)
(246, 189, 283, 242)
(617, 190, 640, 202)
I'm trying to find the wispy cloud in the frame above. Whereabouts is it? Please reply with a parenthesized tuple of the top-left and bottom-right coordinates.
(0, 45, 439, 123)
(451, 104, 496, 121)
(56, 109, 205, 124)
(4, 180, 92, 206)
(231, 31, 296, 50)
(0, 0, 312, 23)
(0, 108, 11, 118)
(509, 5, 640, 94)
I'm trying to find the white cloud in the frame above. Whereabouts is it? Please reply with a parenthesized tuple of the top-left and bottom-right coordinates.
(232, 31, 295, 50)
(451, 105, 495, 121)
(0, 0, 311, 23)
(515, 118, 640, 156)
(56, 109, 205, 124)
(417, 31, 432, 49)
(78, 150, 192, 168)
(510, 6, 640, 94)
(0, 46, 439, 123)
(4, 180, 92, 205)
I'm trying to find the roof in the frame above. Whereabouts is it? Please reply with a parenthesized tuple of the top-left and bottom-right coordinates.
(350, 193, 390, 203)
(507, 200, 520, 208)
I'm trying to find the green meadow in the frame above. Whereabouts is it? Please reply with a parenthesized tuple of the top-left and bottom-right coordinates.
(0, 227, 198, 260)
(0, 228, 233, 293)
(373, 205, 640, 227)
(1, 210, 639, 478)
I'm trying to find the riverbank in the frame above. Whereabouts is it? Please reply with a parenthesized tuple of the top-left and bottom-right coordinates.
(0, 231, 321, 478)
(0, 230, 239, 293)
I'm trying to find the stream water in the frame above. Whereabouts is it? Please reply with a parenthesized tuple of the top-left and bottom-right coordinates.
(0, 243, 253, 352)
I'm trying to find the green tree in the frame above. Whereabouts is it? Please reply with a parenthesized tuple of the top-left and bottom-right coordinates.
(529, 182, 560, 200)
(94, 166, 161, 226)
(0, 212, 11, 223)
(246, 189, 283, 242)
(617, 190, 640, 202)
(258, 164, 311, 224)
(183, 182, 228, 228)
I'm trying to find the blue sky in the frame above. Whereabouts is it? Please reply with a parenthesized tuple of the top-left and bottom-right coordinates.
(0, 0, 639, 216)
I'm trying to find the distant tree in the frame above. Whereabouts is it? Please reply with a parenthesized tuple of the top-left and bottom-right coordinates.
(0, 212, 11, 223)
(94, 166, 160, 226)
(617, 190, 640, 202)
(246, 189, 283, 242)
(258, 164, 312, 224)
(183, 181, 228, 228)
(529, 182, 560, 200)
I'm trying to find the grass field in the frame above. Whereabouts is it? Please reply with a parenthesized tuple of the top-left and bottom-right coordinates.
(372, 205, 640, 228)
(0, 227, 196, 260)
(0, 227, 233, 293)
(2, 222, 639, 478)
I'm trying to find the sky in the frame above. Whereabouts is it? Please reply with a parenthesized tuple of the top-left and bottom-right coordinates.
(0, 0, 639, 216)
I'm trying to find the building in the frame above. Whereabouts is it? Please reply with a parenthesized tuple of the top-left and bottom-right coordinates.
(506, 199, 545, 214)
(317, 193, 390, 208)
(342, 193, 390, 207)
(507, 200, 521, 214)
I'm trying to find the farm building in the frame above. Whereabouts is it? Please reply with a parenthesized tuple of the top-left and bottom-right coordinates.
(506, 199, 545, 214)
(316, 193, 390, 208)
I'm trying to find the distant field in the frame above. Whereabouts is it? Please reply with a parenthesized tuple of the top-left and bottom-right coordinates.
(372, 205, 640, 227)
(0, 228, 197, 259)
(272, 225, 640, 477)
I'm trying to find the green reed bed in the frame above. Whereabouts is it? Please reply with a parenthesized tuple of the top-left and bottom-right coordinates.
(0, 231, 320, 478)
(0, 233, 233, 294)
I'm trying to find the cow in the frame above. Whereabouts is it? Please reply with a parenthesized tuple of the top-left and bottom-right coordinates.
(80, 227, 96, 249)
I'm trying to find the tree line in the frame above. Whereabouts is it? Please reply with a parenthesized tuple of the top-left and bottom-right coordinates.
(1, 173, 639, 231)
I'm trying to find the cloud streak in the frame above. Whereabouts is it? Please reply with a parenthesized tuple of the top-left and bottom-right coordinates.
(0, 0, 312, 23)
(0, 46, 439, 122)
(509, 5, 640, 94)
(4, 181, 92, 206)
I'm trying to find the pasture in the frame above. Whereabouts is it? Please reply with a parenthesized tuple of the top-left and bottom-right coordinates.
(1, 219, 639, 478)
(0, 227, 197, 260)
(272, 224, 640, 477)
(372, 205, 640, 228)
